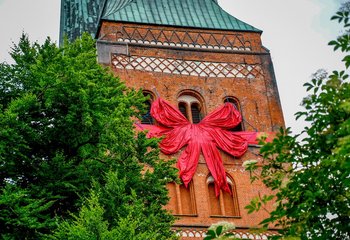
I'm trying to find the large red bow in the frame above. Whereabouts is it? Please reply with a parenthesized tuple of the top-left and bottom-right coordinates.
(137, 98, 261, 196)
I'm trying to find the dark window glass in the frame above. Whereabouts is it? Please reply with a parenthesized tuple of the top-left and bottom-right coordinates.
(141, 100, 153, 124)
(178, 102, 188, 119)
(191, 103, 201, 124)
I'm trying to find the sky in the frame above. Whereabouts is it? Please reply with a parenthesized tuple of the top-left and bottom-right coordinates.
(0, 0, 346, 134)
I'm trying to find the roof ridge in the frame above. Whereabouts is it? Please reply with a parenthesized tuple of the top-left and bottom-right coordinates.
(101, 0, 261, 33)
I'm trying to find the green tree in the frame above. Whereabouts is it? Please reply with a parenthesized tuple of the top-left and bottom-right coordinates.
(0, 34, 177, 239)
(52, 169, 177, 240)
(244, 9, 350, 240)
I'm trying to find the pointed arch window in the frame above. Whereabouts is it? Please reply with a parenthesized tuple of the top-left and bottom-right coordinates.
(141, 91, 154, 124)
(167, 181, 197, 216)
(224, 97, 243, 131)
(207, 175, 240, 217)
(178, 93, 204, 124)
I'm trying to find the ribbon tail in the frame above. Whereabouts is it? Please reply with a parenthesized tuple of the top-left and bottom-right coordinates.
(177, 142, 201, 188)
(202, 143, 231, 197)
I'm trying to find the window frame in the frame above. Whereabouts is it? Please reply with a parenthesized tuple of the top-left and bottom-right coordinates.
(141, 91, 155, 125)
(177, 91, 205, 124)
(223, 96, 244, 131)
(167, 180, 198, 217)
(206, 175, 241, 218)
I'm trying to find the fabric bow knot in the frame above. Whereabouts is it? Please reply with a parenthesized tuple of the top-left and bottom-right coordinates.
(144, 98, 249, 196)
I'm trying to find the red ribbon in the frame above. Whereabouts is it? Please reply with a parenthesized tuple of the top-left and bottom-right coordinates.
(136, 98, 272, 196)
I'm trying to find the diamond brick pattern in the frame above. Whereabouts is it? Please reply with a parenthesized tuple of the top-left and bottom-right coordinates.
(111, 54, 263, 78)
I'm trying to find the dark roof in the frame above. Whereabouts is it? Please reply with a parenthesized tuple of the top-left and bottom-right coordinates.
(101, 0, 261, 32)
(60, 0, 261, 43)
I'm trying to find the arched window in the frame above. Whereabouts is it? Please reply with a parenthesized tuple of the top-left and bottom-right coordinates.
(178, 92, 204, 123)
(166, 181, 197, 216)
(141, 91, 154, 124)
(224, 97, 243, 131)
(178, 102, 188, 120)
(191, 103, 201, 124)
(207, 175, 240, 217)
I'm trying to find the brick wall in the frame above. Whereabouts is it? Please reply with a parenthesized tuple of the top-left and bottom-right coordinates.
(97, 21, 284, 233)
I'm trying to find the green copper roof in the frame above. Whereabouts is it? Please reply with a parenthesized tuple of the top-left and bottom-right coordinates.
(100, 0, 261, 32)
(60, 0, 261, 43)
(60, 0, 104, 44)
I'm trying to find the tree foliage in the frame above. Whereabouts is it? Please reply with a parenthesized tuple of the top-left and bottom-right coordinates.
(204, 222, 238, 240)
(52, 169, 177, 240)
(244, 9, 350, 240)
(0, 34, 177, 239)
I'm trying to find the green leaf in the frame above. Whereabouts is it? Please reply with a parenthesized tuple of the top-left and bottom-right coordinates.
(216, 225, 223, 236)
(205, 230, 216, 239)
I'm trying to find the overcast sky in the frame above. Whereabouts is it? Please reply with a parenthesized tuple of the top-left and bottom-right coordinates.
(0, 0, 346, 133)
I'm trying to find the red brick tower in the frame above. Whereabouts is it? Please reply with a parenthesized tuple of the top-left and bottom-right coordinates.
(61, 0, 285, 238)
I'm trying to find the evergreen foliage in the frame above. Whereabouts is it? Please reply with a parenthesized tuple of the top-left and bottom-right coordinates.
(244, 9, 350, 240)
(52, 169, 176, 240)
(0, 34, 177, 239)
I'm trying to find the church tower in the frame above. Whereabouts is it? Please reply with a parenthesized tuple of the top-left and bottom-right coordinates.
(61, 0, 284, 238)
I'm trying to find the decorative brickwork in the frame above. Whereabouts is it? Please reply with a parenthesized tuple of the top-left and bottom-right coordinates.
(173, 226, 278, 239)
(111, 55, 263, 78)
(101, 26, 253, 51)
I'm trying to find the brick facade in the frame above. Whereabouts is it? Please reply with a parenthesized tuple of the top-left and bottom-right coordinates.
(97, 21, 284, 238)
